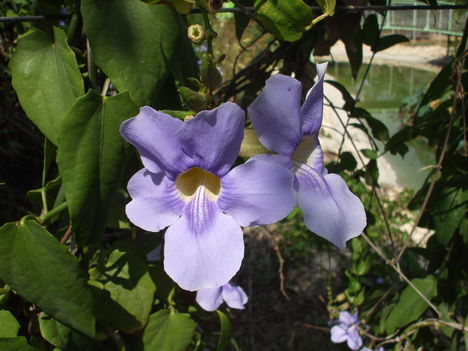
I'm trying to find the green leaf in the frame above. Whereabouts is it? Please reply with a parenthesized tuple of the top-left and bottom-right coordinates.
(9, 27, 84, 145)
(239, 129, 270, 159)
(216, 310, 232, 351)
(361, 149, 378, 159)
(0, 337, 38, 351)
(0, 220, 95, 337)
(57, 91, 138, 246)
(362, 14, 379, 47)
(433, 187, 468, 245)
(39, 314, 94, 350)
(373, 34, 409, 53)
(89, 242, 156, 333)
(351, 108, 389, 141)
(254, 0, 313, 42)
(0, 311, 20, 337)
(142, 309, 197, 351)
(314, 0, 335, 15)
(325, 80, 355, 110)
(81, 0, 181, 106)
(385, 275, 437, 334)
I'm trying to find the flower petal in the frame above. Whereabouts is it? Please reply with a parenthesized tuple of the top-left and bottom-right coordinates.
(120, 107, 187, 176)
(180, 102, 245, 177)
(296, 168, 366, 248)
(301, 62, 327, 135)
(330, 325, 347, 343)
(164, 195, 244, 291)
(218, 155, 296, 227)
(222, 283, 248, 309)
(346, 326, 363, 350)
(292, 134, 325, 175)
(125, 169, 184, 232)
(196, 286, 223, 312)
(248, 74, 303, 155)
(339, 311, 358, 326)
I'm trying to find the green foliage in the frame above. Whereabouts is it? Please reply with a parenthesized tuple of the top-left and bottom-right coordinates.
(254, 0, 313, 41)
(384, 276, 437, 334)
(215, 310, 232, 351)
(0, 311, 20, 337)
(0, 220, 95, 336)
(81, 0, 181, 107)
(57, 91, 138, 246)
(9, 27, 84, 145)
(142, 309, 197, 351)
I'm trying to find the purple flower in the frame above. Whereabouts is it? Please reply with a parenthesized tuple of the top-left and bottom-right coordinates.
(120, 102, 295, 291)
(196, 282, 248, 311)
(362, 348, 384, 351)
(248, 63, 366, 248)
(330, 311, 363, 350)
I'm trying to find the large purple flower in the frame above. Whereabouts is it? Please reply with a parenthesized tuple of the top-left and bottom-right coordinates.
(330, 311, 363, 350)
(196, 282, 248, 312)
(120, 102, 295, 291)
(248, 63, 366, 248)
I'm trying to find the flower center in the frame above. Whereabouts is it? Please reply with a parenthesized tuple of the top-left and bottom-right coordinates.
(292, 135, 318, 164)
(175, 167, 221, 202)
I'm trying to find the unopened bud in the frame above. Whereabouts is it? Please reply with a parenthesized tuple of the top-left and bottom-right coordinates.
(208, 0, 224, 12)
(201, 54, 222, 91)
(184, 115, 195, 122)
(178, 87, 208, 112)
(188, 24, 204, 44)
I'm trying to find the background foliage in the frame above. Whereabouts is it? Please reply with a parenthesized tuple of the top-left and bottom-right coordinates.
(0, 0, 467, 350)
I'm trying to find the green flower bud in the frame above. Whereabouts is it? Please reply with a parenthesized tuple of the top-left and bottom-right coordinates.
(178, 87, 208, 112)
(200, 54, 222, 91)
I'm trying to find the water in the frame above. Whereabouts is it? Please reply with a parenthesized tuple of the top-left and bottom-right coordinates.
(328, 62, 438, 190)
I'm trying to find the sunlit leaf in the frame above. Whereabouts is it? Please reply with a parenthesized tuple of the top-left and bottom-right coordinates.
(10, 27, 84, 145)
(142, 309, 197, 351)
(0, 311, 20, 337)
(254, 0, 313, 42)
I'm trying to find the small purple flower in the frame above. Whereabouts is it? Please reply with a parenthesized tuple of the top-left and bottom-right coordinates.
(330, 311, 363, 350)
(120, 103, 295, 291)
(248, 63, 366, 248)
(196, 282, 248, 311)
(362, 348, 384, 351)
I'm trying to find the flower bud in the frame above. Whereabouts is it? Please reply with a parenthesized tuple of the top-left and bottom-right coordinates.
(200, 54, 222, 91)
(208, 0, 224, 12)
(178, 87, 208, 112)
(188, 24, 205, 44)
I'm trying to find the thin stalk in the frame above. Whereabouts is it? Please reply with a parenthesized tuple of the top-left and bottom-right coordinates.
(40, 201, 68, 224)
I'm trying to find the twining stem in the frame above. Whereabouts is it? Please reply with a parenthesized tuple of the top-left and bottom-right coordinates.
(39, 201, 68, 224)
(201, 11, 215, 55)
(305, 13, 328, 31)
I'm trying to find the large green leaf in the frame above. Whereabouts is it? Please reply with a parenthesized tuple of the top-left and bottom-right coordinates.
(89, 242, 156, 333)
(57, 91, 138, 246)
(142, 309, 196, 351)
(39, 314, 94, 350)
(385, 275, 437, 334)
(81, 0, 180, 106)
(433, 187, 468, 245)
(0, 311, 20, 337)
(0, 337, 37, 351)
(10, 27, 84, 145)
(0, 220, 95, 337)
(254, 0, 313, 42)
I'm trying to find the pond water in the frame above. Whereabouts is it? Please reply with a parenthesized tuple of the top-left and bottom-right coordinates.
(328, 62, 438, 190)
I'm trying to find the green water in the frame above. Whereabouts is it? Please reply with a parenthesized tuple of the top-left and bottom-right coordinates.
(328, 62, 438, 190)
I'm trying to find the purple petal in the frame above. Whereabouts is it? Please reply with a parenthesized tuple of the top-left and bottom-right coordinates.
(120, 107, 187, 177)
(296, 169, 366, 248)
(125, 169, 184, 232)
(346, 326, 363, 350)
(196, 286, 223, 312)
(218, 155, 296, 226)
(180, 102, 245, 177)
(248, 74, 303, 155)
(292, 134, 325, 175)
(338, 311, 358, 326)
(221, 283, 248, 309)
(330, 325, 347, 343)
(164, 198, 244, 291)
(301, 63, 327, 135)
